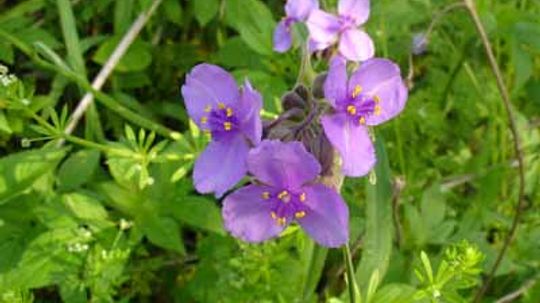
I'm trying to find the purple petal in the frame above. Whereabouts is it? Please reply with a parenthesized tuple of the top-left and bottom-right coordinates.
(193, 135, 249, 198)
(324, 55, 348, 107)
(338, 0, 370, 25)
(286, 0, 319, 21)
(181, 64, 239, 127)
(308, 38, 333, 52)
(338, 29, 374, 62)
(247, 140, 321, 190)
(348, 58, 408, 125)
(321, 113, 376, 177)
(307, 9, 340, 46)
(274, 20, 293, 53)
(298, 184, 349, 247)
(223, 185, 285, 243)
(238, 79, 262, 145)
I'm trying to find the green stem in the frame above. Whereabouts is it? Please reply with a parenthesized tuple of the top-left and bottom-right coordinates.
(344, 244, 361, 303)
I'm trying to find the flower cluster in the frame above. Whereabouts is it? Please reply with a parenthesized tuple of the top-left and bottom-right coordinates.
(180, 0, 408, 248)
(274, 0, 374, 62)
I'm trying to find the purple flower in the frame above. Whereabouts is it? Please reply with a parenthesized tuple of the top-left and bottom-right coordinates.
(307, 0, 374, 61)
(181, 64, 262, 197)
(274, 0, 319, 52)
(223, 140, 349, 247)
(321, 56, 408, 176)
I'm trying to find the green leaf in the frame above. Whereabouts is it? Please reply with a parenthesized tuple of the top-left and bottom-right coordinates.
(420, 184, 446, 228)
(62, 193, 114, 231)
(140, 215, 185, 254)
(301, 240, 328, 302)
(162, 0, 183, 25)
(371, 284, 416, 303)
(93, 37, 152, 72)
(356, 136, 393, 291)
(57, 149, 100, 190)
(169, 196, 224, 234)
(0, 41, 14, 64)
(0, 148, 67, 204)
(114, 0, 134, 34)
(0, 228, 84, 291)
(512, 41, 533, 91)
(56, 0, 87, 76)
(0, 110, 12, 134)
(225, 0, 275, 56)
(194, 0, 219, 27)
(420, 251, 434, 283)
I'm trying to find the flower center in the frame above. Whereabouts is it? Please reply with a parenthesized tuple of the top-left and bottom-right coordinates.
(261, 189, 309, 226)
(283, 16, 297, 30)
(338, 14, 356, 33)
(342, 85, 382, 125)
(200, 102, 239, 138)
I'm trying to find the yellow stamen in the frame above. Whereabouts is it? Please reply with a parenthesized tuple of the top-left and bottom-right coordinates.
(352, 85, 362, 98)
(204, 105, 212, 112)
(277, 217, 287, 226)
(299, 192, 306, 202)
(200, 116, 208, 124)
(346, 105, 357, 115)
(359, 117, 366, 125)
(374, 105, 382, 116)
(226, 107, 233, 117)
(271, 211, 277, 219)
(218, 102, 226, 109)
(277, 190, 289, 201)
(262, 192, 270, 200)
(373, 95, 381, 103)
(223, 122, 232, 131)
(295, 211, 306, 219)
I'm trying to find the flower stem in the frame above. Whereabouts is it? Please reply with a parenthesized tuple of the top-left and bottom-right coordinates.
(343, 244, 361, 303)
(296, 41, 316, 86)
(462, 1, 526, 302)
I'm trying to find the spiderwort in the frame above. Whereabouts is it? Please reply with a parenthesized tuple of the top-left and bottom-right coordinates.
(181, 64, 262, 197)
(307, 0, 374, 61)
(223, 140, 349, 248)
(274, 0, 319, 52)
(321, 56, 408, 176)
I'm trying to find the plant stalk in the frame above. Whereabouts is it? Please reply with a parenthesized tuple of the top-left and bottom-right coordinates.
(462, 1, 526, 302)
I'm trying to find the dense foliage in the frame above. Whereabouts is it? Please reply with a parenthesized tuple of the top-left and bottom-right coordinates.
(0, 0, 539, 302)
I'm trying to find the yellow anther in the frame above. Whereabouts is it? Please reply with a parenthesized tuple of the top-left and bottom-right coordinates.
(295, 211, 306, 219)
(352, 85, 362, 98)
(218, 102, 226, 109)
(271, 211, 277, 219)
(277, 217, 287, 226)
(223, 122, 232, 131)
(373, 95, 381, 103)
(262, 192, 270, 200)
(226, 107, 233, 117)
(278, 190, 289, 202)
(204, 105, 212, 112)
(299, 192, 306, 202)
(346, 105, 357, 115)
(374, 105, 382, 116)
(200, 116, 208, 124)
(359, 117, 366, 125)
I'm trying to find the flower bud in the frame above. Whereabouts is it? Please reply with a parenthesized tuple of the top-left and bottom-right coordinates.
(311, 73, 327, 99)
(412, 33, 428, 55)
